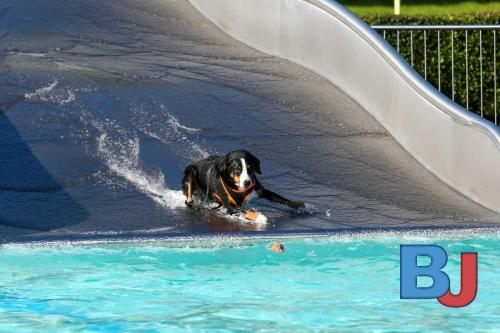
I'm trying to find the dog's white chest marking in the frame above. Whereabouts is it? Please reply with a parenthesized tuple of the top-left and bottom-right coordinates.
(238, 158, 251, 189)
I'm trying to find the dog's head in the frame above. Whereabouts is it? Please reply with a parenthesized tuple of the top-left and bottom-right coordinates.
(217, 150, 261, 190)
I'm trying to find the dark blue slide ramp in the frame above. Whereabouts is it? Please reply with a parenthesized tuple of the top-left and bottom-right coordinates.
(0, 0, 497, 243)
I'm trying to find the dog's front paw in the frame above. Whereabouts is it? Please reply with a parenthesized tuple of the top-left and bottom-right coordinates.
(185, 198, 193, 207)
(244, 211, 268, 224)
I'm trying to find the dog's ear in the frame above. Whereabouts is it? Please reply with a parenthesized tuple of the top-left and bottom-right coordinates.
(246, 152, 262, 174)
(217, 154, 229, 177)
(255, 161, 262, 174)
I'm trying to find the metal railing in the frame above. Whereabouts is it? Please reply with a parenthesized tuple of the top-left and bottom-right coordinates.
(372, 25, 499, 125)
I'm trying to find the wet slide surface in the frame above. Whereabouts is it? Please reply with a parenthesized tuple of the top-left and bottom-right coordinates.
(0, 0, 498, 243)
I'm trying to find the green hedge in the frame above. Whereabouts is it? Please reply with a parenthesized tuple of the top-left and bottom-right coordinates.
(362, 13, 500, 124)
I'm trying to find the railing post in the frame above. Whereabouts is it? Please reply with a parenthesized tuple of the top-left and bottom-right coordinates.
(465, 30, 469, 110)
(495, 30, 497, 125)
(452, 30, 455, 101)
(397, 30, 400, 52)
(438, 30, 441, 91)
(480, 30, 483, 118)
(424, 30, 427, 80)
(394, 0, 400, 16)
(410, 31, 414, 67)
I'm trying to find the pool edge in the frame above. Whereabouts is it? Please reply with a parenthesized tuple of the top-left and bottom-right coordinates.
(2, 226, 499, 248)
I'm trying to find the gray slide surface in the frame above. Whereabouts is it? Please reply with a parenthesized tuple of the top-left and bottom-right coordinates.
(0, 0, 497, 244)
(190, 0, 500, 214)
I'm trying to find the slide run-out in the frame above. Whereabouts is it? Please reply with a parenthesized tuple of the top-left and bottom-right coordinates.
(0, 0, 498, 244)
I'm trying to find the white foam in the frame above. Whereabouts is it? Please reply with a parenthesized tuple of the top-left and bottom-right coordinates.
(24, 80, 58, 99)
(59, 90, 76, 104)
(97, 133, 185, 209)
(24, 80, 76, 105)
(132, 104, 209, 162)
(167, 114, 200, 133)
(84, 101, 212, 210)
(213, 207, 267, 230)
(2, 228, 498, 249)
(9, 51, 46, 58)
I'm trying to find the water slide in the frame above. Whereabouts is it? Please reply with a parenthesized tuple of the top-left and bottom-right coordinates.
(0, 0, 498, 243)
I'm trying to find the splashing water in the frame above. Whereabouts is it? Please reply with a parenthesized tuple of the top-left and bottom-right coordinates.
(24, 80, 76, 105)
(97, 132, 186, 209)
(131, 104, 210, 163)
(90, 101, 213, 210)
(23, 80, 210, 211)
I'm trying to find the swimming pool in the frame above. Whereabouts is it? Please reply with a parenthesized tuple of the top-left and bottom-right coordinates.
(0, 231, 498, 332)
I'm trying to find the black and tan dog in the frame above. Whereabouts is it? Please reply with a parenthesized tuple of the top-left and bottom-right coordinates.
(182, 150, 305, 223)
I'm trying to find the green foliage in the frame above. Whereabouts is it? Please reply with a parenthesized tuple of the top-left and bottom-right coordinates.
(363, 13, 500, 123)
(339, 0, 500, 16)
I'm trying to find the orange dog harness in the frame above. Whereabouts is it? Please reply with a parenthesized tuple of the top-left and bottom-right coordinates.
(213, 177, 255, 206)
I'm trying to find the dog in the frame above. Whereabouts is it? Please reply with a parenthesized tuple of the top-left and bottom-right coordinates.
(182, 150, 305, 223)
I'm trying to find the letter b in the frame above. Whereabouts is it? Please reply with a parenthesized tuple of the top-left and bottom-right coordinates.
(400, 245, 450, 299)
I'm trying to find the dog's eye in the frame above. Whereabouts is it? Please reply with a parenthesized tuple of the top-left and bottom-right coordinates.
(229, 161, 239, 169)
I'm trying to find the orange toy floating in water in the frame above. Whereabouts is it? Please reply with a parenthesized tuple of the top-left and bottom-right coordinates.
(271, 242, 285, 252)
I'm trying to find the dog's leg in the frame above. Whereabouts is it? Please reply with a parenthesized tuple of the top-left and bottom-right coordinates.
(182, 165, 197, 207)
(186, 180, 193, 206)
(216, 195, 239, 215)
(254, 179, 304, 209)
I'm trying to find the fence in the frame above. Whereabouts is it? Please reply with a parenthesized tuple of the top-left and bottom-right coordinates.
(372, 25, 499, 125)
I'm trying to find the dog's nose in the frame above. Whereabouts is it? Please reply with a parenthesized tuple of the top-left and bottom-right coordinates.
(244, 180, 251, 187)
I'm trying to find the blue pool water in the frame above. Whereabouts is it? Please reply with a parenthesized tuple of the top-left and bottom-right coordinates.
(0, 232, 499, 332)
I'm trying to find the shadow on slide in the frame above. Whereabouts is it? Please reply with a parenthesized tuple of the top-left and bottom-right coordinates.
(0, 113, 89, 231)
